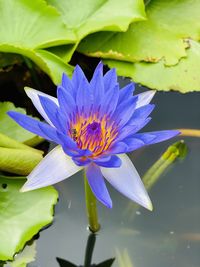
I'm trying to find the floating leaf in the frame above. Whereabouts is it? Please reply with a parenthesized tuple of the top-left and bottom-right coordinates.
(34, 49, 74, 84)
(47, 0, 146, 40)
(0, 102, 43, 146)
(5, 241, 36, 267)
(78, 0, 200, 65)
(0, 133, 42, 153)
(104, 40, 200, 93)
(46, 0, 146, 63)
(0, 0, 75, 83)
(0, 0, 75, 48)
(0, 177, 58, 261)
(0, 146, 43, 175)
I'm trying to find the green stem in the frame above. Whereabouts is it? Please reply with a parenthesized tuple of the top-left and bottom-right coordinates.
(142, 140, 187, 190)
(84, 172, 100, 233)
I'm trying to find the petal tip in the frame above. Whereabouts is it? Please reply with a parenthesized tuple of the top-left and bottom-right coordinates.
(103, 200, 112, 209)
(147, 201, 153, 211)
(20, 184, 31, 193)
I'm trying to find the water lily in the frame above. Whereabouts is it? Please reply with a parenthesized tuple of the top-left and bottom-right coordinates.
(8, 63, 179, 211)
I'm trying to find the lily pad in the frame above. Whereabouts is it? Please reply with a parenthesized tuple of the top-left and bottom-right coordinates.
(46, 0, 146, 62)
(0, 146, 43, 175)
(104, 40, 200, 93)
(0, 0, 75, 49)
(47, 0, 146, 40)
(5, 241, 36, 267)
(78, 0, 200, 65)
(0, 0, 75, 83)
(0, 102, 42, 146)
(0, 176, 58, 261)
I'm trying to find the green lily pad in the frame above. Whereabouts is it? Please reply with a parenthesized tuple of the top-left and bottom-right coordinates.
(0, 102, 43, 146)
(5, 241, 36, 267)
(78, 0, 200, 66)
(46, 0, 146, 63)
(0, 176, 58, 261)
(0, 0, 75, 84)
(47, 0, 146, 40)
(34, 49, 74, 83)
(0, 0, 75, 49)
(104, 40, 200, 93)
(0, 146, 43, 175)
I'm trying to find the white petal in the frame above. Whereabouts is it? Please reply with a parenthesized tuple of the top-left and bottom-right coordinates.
(21, 146, 82, 192)
(135, 90, 156, 109)
(25, 87, 58, 126)
(100, 154, 153, 210)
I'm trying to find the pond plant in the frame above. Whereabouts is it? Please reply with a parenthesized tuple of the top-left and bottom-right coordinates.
(0, 0, 200, 266)
(8, 63, 179, 232)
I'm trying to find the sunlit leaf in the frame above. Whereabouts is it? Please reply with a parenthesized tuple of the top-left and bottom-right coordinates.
(78, 0, 200, 65)
(0, 177, 58, 261)
(0, 0, 75, 83)
(104, 40, 200, 93)
(0, 146, 43, 175)
(35, 49, 74, 84)
(0, 0, 75, 49)
(47, 0, 146, 40)
(46, 0, 146, 63)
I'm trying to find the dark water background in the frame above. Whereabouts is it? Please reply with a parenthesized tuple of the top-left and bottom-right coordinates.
(30, 86, 200, 267)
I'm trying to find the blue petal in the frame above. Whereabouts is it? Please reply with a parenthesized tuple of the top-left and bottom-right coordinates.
(128, 104, 155, 125)
(108, 142, 128, 154)
(135, 90, 156, 109)
(72, 156, 92, 166)
(72, 65, 89, 98)
(25, 87, 58, 126)
(101, 154, 152, 210)
(94, 155, 122, 167)
(118, 83, 135, 103)
(39, 95, 65, 132)
(61, 73, 74, 96)
(124, 138, 147, 152)
(103, 68, 117, 91)
(116, 117, 152, 141)
(57, 86, 76, 118)
(90, 62, 104, 109)
(86, 164, 112, 208)
(133, 130, 180, 145)
(21, 146, 82, 192)
(99, 84, 119, 117)
(76, 74, 93, 115)
(55, 131, 80, 154)
(111, 96, 138, 128)
(7, 111, 60, 143)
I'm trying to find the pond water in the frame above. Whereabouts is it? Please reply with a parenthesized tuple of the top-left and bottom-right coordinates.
(30, 87, 200, 267)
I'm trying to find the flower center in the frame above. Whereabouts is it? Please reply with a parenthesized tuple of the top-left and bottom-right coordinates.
(69, 116, 118, 156)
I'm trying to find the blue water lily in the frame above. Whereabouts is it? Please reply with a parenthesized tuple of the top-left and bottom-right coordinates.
(8, 63, 179, 210)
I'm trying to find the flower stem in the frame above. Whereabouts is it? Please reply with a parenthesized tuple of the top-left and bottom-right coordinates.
(84, 172, 100, 233)
(178, 128, 200, 137)
(142, 140, 187, 190)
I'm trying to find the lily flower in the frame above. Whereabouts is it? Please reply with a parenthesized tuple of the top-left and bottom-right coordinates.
(8, 63, 179, 210)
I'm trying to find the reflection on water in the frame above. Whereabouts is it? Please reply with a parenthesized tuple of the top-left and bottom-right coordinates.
(29, 89, 200, 267)
(56, 233, 114, 267)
